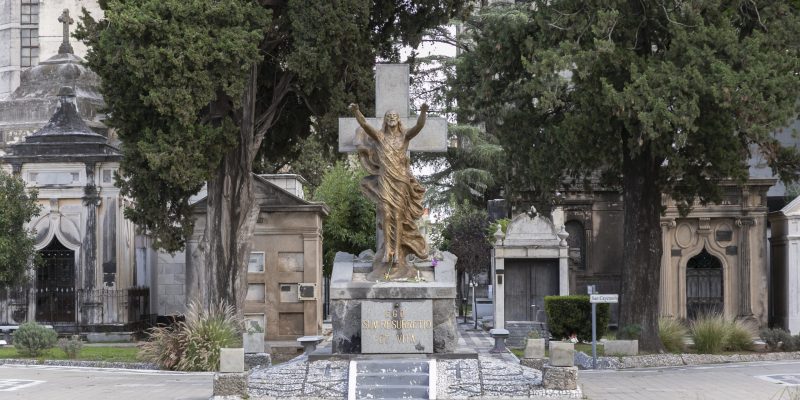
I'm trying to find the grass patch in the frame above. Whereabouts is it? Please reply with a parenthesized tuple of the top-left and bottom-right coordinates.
(510, 343, 605, 358)
(0, 345, 140, 363)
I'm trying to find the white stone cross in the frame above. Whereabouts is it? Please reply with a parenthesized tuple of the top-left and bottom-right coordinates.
(338, 64, 448, 153)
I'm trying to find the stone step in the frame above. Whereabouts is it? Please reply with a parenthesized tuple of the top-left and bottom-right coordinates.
(356, 372, 429, 386)
(355, 384, 429, 399)
(356, 360, 429, 374)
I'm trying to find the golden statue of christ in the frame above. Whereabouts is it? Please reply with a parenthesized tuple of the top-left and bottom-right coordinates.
(348, 102, 429, 280)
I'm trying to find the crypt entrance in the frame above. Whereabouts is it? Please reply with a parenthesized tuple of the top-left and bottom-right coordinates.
(35, 238, 76, 324)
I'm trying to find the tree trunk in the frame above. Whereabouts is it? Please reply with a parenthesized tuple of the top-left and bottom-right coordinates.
(195, 67, 260, 315)
(620, 147, 665, 353)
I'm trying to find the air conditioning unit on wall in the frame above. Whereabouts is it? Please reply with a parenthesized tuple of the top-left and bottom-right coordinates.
(297, 283, 317, 300)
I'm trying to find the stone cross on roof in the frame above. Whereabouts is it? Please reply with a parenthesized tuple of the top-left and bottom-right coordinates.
(338, 64, 447, 153)
(58, 9, 74, 55)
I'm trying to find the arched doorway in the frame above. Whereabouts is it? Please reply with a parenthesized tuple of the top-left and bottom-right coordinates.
(686, 248, 723, 320)
(36, 238, 76, 323)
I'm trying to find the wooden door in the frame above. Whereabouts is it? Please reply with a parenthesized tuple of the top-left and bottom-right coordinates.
(504, 259, 559, 322)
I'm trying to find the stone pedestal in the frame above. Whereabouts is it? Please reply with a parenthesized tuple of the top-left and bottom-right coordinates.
(542, 366, 578, 390)
(213, 372, 247, 397)
(329, 251, 457, 354)
(549, 341, 575, 367)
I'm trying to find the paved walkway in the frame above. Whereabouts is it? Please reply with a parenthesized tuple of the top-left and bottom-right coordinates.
(580, 360, 800, 400)
(456, 320, 518, 363)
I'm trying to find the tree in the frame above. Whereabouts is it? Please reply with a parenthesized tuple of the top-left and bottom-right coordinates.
(440, 202, 491, 317)
(451, 1, 800, 350)
(312, 162, 376, 277)
(76, 0, 468, 312)
(0, 170, 41, 286)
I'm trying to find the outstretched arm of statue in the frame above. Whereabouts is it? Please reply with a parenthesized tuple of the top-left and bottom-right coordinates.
(349, 103, 380, 141)
(406, 103, 429, 141)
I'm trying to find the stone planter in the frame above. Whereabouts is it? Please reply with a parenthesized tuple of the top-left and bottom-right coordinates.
(548, 341, 575, 367)
(523, 338, 546, 359)
(243, 332, 265, 354)
(604, 339, 638, 356)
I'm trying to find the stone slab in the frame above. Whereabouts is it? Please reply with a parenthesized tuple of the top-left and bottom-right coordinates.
(604, 340, 638, 356)
(361, 300, 433, 354)
(219, 348, 244, 373)
(244, 353, 271, 370)
(549, 342, 575, 367)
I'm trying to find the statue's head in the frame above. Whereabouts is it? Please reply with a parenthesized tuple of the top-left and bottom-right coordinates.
(383, 110, 401, 130)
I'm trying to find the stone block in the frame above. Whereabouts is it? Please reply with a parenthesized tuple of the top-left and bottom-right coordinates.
(219, 348, 244, 373)
(604, 340, 638, 356)
(523, 338, 546, 359)
(549, 341, 575, 367)
(362, 300, 433, 353)
(542, 366, 578, 390)
(213, 372, 247, 397)
(244, 353, 271, 370)
(86, 332, 132, 343)
(520, 358, 547, 371)
(244, 332, 264, 354)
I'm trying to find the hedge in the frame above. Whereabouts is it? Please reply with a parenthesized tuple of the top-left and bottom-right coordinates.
(544, 295, 610, 342)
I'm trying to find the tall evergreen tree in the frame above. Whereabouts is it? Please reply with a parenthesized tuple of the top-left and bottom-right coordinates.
(76, 0, 468, 312)
(0, 170, 41, 286)
(451, 1, 800, 350)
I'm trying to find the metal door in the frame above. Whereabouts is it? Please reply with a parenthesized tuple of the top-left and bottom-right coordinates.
(36, 239, 76, 323)
(686, 248, 723, 320)
(504, 259, 559, 322)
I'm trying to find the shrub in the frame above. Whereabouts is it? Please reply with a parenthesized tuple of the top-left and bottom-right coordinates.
(783, 333, 800, 352)
(58, 335, 83, 359)
(544, 295, 609, 342)
(13, 322, 57, 357)
(725, 320, 756, 352)
(659, 317, 688, 353)
(617, 324, 642, 340)
(761, 328, 790, 352)
(691, 313, 728, 354)
(138, 301, 242, 371)
(177, 302, 243, 372)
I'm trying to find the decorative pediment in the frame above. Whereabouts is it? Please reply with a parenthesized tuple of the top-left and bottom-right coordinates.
(192, 174, 328, 215)
(781, 194, 800, 217)
(502, 207, 563, 247)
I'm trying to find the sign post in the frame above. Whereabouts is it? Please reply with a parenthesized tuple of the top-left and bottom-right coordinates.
(589, 293, 618, 369)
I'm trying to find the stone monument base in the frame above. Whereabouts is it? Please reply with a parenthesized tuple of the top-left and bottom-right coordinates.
(329, 251, 457, 354)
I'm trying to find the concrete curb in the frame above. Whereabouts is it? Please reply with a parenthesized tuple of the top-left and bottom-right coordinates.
(0, 358, 158, 370)
(569, 351, 800, 370)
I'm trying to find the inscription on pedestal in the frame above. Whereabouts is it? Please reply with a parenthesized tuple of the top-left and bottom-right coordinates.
(361, 300, 433, 353)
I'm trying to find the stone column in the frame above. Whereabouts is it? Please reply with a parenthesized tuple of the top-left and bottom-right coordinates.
(659, 219, 675, 316)
(82, 162, 99, 290)
(736, 218, 754, 318)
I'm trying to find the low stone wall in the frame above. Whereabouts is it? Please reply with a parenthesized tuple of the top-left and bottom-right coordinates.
(567, 350, 800, 370)
(505, 321, 546, 349)
(0, 358, 157, 369)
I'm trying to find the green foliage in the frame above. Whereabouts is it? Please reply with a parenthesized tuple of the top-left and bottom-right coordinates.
(451, 0, 800, 350)
(760, 328, 789, 352)
(690, 314, 756, 353)
(77, 0, 468, 254)
(617, 324, 642, 340)
(544, 295, 609, 342)
(12, 322, 57, 357)
(0, 170, 41, 286)
(440, 202, 491, 277)
(312, 162, 376, 276)
(690, 314, 728, 354)
(725, 320, 757, 352)
(58, 335, 83, 359)
(138, 302, 242, 371)
(487, 218, 510, 240)
(658, 317, 688, 353)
